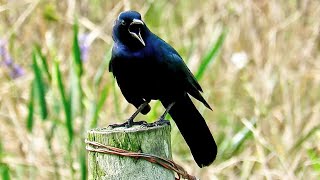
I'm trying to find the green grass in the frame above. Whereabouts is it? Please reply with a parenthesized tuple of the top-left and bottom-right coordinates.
(1, 0, 320, 179)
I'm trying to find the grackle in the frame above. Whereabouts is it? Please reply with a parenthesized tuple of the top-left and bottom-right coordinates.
(109, 11, 217, 167)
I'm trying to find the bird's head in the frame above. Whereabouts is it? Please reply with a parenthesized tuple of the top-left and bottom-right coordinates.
(112, 11, 148, 49)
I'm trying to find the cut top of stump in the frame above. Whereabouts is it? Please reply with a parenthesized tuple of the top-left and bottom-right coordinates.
(86, 123, 172, 159)
(90, 124, 169, 134)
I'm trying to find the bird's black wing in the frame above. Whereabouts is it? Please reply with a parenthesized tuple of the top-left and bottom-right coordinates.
(155, 38, 212, 110)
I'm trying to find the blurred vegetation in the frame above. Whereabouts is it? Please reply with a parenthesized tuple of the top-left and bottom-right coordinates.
(1, 0, 320, 179)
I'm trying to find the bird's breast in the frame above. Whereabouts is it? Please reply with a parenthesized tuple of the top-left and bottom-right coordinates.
(113, 56, 178, 100)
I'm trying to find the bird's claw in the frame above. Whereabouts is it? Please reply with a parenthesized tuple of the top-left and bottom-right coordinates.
(109, 120, 148, 128)
(143, 119, 170, 127)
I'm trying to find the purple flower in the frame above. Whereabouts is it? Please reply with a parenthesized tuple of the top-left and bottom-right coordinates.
(4, 57, 13, 66)
(0, 40, 11, 66)
(10, 64, 24, 78)
(0, 38, 24, 79)
(78, 33, 90, 62)
(0, 44, 4, 56)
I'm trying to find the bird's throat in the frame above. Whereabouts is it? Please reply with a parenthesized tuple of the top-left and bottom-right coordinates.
(129, 26, 145, 46)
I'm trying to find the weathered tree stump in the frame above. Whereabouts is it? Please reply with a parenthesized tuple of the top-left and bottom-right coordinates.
(86, 123, 174, 180)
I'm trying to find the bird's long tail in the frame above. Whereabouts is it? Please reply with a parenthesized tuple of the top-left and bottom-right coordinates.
(161, 94, 217, 167)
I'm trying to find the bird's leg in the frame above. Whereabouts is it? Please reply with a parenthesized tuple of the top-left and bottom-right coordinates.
(148, 102, 175, 127)
(127, 101, 150, 126)
(159, 102, 175, 121)
(109, 101, 149, 128)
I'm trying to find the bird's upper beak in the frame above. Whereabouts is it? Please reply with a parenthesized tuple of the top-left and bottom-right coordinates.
(128, 19, 145, 46)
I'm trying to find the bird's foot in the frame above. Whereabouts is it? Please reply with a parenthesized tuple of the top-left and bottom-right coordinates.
(109, 120, 148, 128)
(144, 119, 170, 127)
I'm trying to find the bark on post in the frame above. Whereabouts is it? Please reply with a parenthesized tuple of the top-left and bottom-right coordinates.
(86, 124, 174, 180)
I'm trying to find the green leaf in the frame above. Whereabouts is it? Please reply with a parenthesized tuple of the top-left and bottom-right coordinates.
(0, 141, 10, 180)
(0, 164, 10, 180)
(112, 79, 122, 120)
(0, 139, 2, 156)
(80, 149, 87, 180)
(54, 60, 73, 144)
(70, 20, 84, 122)
(90, 50, 111, 127)
(290, 125, 320, 154)
(35, 45, 51, 81)
(230, 123, 254, 154)
(90, 84, 110, 128)
(32, 50, 48, 120)
(94, 50, 111, 86)
(195, 29, 226, 80)
(70, 64, 83, 119)
(26, 80, 36, 132)
(43, 3, 60, 22)
(72, 19, 83, 76)
(307, 149, 320, 172)
(219, 118, 255, 158)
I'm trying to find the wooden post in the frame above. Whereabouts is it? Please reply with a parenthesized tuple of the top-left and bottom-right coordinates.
(86, 124, 175, 180)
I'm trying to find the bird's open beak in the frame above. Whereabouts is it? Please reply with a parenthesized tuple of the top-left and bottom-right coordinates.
(129, 19, 145, 46)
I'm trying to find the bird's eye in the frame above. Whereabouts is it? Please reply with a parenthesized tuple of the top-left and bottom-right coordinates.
(121, 20, 126, 26)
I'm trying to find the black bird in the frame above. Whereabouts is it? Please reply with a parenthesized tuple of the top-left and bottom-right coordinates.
(109, 10, 217, 167)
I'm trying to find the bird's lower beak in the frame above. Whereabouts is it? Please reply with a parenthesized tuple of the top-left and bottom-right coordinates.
(129, 19, 145, 46)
